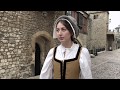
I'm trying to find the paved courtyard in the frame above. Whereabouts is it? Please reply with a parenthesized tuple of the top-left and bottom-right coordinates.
(91, 49, 120, 79)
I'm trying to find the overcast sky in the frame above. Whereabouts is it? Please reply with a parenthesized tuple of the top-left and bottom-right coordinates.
(109, 11, 120, 30)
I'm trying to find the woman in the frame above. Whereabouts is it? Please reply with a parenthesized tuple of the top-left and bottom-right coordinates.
(40, 15, 92, 79)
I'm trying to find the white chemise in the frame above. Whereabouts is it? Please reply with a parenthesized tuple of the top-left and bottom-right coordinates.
(39, 43, 92, 79)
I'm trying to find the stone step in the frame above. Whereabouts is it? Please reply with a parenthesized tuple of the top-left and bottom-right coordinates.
(27, 75, 39, 79)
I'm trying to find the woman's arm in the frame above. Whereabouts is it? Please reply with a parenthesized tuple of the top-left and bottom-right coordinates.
(39, 48, 54, 79)
(79, 47, 92, 79)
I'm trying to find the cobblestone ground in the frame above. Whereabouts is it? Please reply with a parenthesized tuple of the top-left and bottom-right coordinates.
(91, 49, 120, 79)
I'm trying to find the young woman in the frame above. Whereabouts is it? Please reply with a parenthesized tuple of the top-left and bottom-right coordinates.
(39, 15, 92, 79)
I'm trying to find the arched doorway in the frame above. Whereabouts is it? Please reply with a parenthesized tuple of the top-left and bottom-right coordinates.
(31, 31, 54, 76)
(35, 43, 41, 75)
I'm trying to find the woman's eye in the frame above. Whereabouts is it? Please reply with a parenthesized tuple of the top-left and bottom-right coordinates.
(62, 28, 67, 31)
(56, 28, 67, 32)
(56, 29, 59, 32)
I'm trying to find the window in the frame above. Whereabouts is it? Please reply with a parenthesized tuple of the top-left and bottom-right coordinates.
(77, 13, 83, 29)
(93, 14, 98, 19)
(77, 12, 88, 34)
(83, 17, 87, 34)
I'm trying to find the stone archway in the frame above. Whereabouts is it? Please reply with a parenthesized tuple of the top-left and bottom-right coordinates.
(31, 31, 54, 76)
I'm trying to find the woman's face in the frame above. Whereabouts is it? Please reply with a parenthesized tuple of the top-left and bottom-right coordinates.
(56, 22, 72, 43)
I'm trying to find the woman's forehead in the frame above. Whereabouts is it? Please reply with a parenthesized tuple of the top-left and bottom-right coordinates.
(56, 22, 66, 28)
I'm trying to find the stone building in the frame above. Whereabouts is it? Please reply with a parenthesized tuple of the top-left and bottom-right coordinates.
(0, 11, 65, 79)
(86, 11, 109, 54)
(0, 11, 91, 79)
(0, 11, 109, 79)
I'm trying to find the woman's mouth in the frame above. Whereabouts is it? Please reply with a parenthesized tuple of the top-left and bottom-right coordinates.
(59, 37, 64, 40)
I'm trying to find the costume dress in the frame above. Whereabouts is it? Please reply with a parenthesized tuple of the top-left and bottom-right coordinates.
(40, 43, 92, 79)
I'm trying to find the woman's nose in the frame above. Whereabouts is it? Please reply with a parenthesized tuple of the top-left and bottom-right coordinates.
(58, 30, 62, 35)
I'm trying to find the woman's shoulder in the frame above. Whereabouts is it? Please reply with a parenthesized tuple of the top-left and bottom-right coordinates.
(81, 47, 89, 54)
(48, 47, 55, 53)
(48, 46, 59, 54)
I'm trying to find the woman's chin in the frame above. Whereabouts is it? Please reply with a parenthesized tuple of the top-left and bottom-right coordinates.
(59, 40, 65, 43)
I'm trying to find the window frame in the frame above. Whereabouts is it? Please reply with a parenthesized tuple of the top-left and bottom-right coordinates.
(77, 12, 88, 34)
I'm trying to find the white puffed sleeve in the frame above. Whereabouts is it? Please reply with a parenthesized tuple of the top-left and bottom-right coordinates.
(79, 47, 92, 79)
(39, 48, 54, 79)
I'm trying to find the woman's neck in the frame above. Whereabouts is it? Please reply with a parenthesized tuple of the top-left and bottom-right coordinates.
(61, 41, 73, 48)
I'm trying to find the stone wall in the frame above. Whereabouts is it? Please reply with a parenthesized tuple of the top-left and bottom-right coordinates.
(0, 11, 65, 79)
(87, 11, 109, 51)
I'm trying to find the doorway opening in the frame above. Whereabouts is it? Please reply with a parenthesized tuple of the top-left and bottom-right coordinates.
(35, 43, 41, 75)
